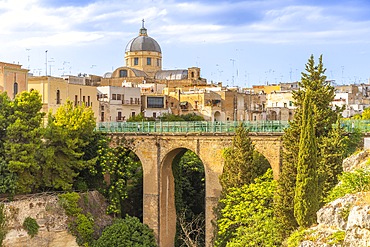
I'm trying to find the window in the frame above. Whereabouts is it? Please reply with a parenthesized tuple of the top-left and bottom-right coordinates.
(147, 97, 164, 108)
(88, 96, 90, 106)
(284, 102, 287, 108)
(117, 112, 122, 121)
(119, 69, 127, 77)
(101, 105, 104, 110)
(75, 95, 78, 106)
(191, 71, 195, 78)
(132, 112, 136, 117)
(130, 98, 133, 104)
(117, 94, 121, 100)
(101, 112, 104, 122)
(13, 82, 18, 98)
(153, 112, 157, 118)
(147, 57, 151, 65)
(289, 101, 293, 106)
(157, 59, 160, 67)
(56, 90, 61, 104)
(112, 94, 117, 100)
(83, 96, 85, 103)
(134, 57, 139, 65)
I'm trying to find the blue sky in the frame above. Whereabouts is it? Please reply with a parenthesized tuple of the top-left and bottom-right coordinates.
(1, 0, 370, 87)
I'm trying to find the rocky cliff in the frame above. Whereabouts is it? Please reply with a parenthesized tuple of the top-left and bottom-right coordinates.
(2, 190, 111, 247)
(297, 150, 370, 247)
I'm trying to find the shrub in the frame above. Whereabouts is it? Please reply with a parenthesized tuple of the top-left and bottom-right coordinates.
(325, 167, 370, 203)
(59, 192, 82, 216)
(23, 217, 39, 238)
(286, 228, 307, 247)
(74, 213, 94, 246)
(328, 230, 345, 245)
(93, 215, 157, 247)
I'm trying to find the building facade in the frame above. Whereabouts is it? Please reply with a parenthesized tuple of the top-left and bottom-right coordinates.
(0, 62, 28, 98)
(28, 75, 99, 121)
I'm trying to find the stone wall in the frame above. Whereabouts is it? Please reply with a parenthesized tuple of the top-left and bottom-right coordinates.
(3, 193, 77, 247)
(2, 191, 111, 247)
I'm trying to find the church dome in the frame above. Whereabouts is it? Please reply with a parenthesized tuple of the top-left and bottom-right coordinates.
(125, 21, 161, 53)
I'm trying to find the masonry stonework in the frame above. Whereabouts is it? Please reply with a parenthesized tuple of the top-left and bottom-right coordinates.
(112, 133, 282, 247)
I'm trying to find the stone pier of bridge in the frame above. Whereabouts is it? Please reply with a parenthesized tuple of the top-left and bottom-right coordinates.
(110, 133, 282, 247)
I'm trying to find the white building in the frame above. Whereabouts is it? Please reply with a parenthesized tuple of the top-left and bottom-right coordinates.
(97, 86, 141, 122)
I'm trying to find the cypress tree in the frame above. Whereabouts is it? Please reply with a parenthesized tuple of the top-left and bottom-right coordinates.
(294, 90, 319, 227)
(274, 55, 342, 237)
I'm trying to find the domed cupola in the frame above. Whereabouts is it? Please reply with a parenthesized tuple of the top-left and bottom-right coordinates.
(124, 20, 162, 78)
(125, 22, 161, 53)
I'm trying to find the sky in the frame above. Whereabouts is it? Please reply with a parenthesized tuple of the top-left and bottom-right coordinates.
(1, 0, 370, 87)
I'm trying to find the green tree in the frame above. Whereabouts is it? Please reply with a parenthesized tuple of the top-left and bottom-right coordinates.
(318, 123, 348, 203)
(220, 125, 268, 191)
(93, 215, 157, 247)
(0, 158, 17, 195)
(215, 169, 281, 247)
(98, 137, 142, 216)
(40, 101, 97, 191)
(294, 91, 319, 227)
(4, 91, 44, 193)
(127, 113, 148, 122)
(361, 107, 370, 119)
(0, 92, 12, 157)
(274, 55, 341, 236)
(159, 113, 204, 121)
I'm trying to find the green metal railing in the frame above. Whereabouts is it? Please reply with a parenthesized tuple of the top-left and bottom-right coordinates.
(340, 119, 370, 133)
(96, 121, 289, 134)
(96, 120, 370, 134)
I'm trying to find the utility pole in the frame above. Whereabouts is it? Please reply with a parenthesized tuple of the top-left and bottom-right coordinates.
(230, 58, 235, 86)
(45, 50, 48, 76)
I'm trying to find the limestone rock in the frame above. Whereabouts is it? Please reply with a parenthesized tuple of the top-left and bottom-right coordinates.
(343, 227, 370, 247)
(3, 230, 79, 247)
(347, 204, 370, 229)
(2, 191, 111, 247)
(342, 150, 370, 172)
(317, 194, 357, 230)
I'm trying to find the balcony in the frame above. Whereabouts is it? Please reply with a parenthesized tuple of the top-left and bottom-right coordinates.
(122, 99, 141, 105)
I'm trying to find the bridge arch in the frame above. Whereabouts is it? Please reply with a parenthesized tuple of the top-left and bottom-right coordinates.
(159, 147, 206, 247)
(113, 133, 282, 247)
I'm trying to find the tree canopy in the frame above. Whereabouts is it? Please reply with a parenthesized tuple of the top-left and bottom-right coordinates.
(40, 100, 97, 191)
(215, 169, 281, 247)
(93, 215, 157, 247)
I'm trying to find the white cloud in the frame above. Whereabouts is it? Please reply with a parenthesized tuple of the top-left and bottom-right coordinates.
(14, 31, 105, 47)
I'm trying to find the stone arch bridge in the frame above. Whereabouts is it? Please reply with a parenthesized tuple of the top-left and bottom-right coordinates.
(109, 132, 283, 247)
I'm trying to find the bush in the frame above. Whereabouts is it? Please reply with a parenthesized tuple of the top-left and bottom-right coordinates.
(74, 213, 94, 246)
(328, 230, 345, 245)
(325, 167, 370, 203)
(286, 228, 307, 247)
(59, 192, 82, 216)
(23, 217, 39, 238)
(93, 215, 157, 247)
